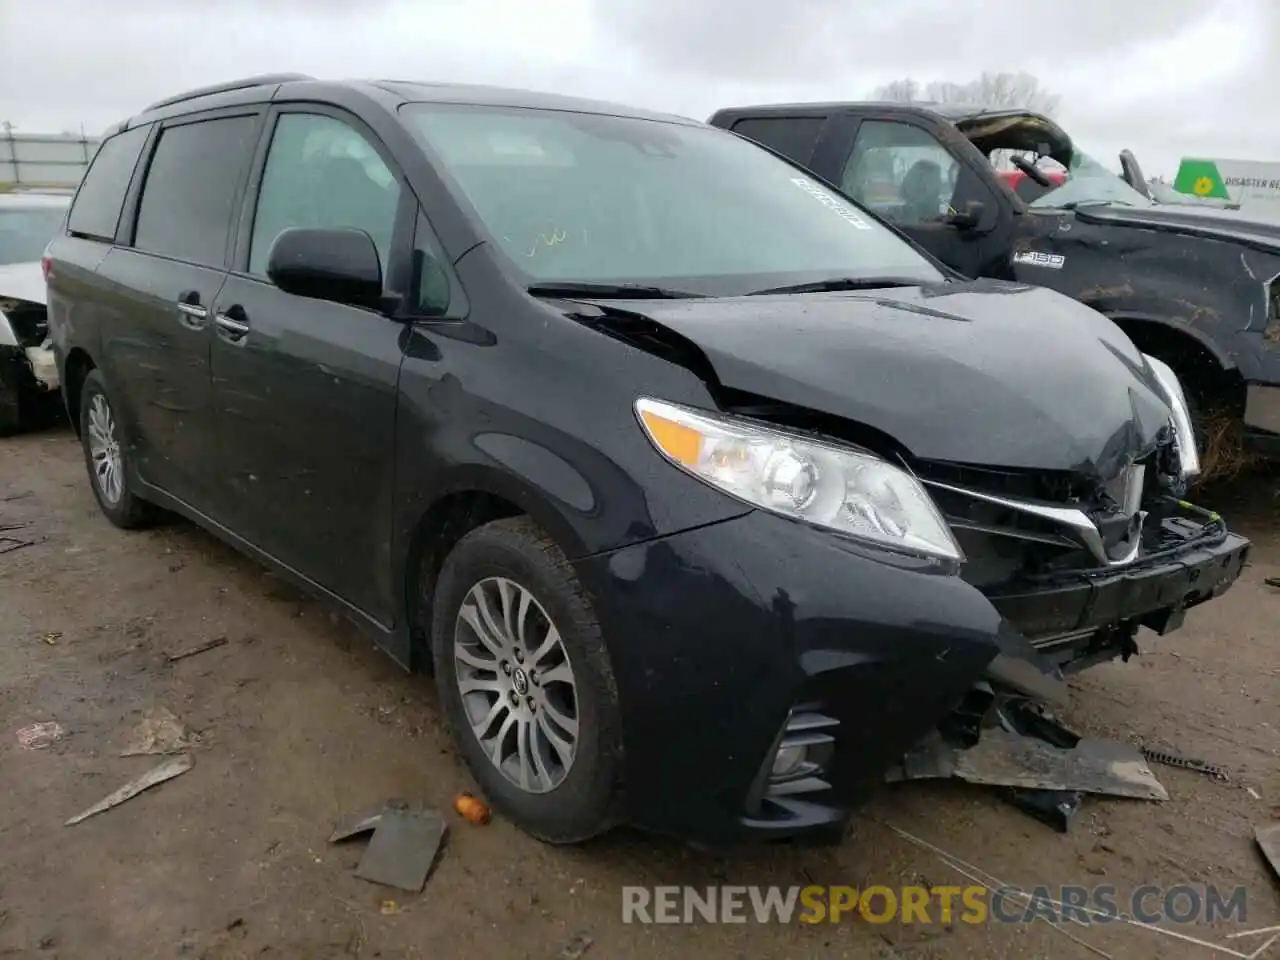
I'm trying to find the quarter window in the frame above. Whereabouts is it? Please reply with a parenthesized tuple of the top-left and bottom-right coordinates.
(67, 124, 150, 242)
(730, 117, 826, 165)
(248, 113, 400, 279)
(134, 115, 259, 266)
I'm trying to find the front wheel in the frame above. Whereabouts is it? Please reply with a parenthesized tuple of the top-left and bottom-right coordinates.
(430, 517, 624, 843)
(78, 369, 155, 528)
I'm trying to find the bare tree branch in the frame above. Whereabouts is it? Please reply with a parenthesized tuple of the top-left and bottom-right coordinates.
(870, 71, 1061, 116)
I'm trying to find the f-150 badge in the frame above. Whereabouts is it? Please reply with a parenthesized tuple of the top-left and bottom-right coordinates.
(1012, 250, 1066, 269)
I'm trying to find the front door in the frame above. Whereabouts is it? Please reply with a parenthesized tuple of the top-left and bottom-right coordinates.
(210, 108, 409, 622)
(824, 116, 1009, 279)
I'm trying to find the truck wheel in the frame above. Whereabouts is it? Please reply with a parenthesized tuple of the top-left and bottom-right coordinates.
(78, 370, 155, 528)
(430, 516, 624, 843)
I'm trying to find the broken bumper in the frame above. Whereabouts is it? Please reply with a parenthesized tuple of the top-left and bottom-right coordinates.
(0, 341, 59, 392)
(986, 531, 1250, 667)
(576, 510, 1036, 845)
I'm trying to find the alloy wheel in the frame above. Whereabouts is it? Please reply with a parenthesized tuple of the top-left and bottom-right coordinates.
(87, 393, 123, 505)
(453, 576, 580, 794)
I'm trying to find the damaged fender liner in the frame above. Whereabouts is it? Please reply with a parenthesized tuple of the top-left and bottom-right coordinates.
(989, 532, 1249, 641)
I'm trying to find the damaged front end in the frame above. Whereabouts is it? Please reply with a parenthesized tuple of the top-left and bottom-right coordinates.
(0, 293, 60, 436)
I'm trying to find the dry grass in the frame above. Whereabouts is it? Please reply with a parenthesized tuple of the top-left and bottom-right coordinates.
(1195, 412, 1261, 485)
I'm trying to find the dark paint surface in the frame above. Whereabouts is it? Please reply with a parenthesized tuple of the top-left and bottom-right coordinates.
(43, 79, 1249, 843)
(630, 279, 1172, 479)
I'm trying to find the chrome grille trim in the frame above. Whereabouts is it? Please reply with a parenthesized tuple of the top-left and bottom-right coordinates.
(924, 478, 1145, 568)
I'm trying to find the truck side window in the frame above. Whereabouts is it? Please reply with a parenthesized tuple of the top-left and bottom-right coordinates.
(840, 121, 964, 226)
(729, 117, 825, 165)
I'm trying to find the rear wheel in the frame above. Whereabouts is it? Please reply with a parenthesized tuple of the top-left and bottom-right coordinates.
(430, 517, 623, 843)
(78, 370, 155, 528)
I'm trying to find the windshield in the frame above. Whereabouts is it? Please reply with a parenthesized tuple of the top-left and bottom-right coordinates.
(1029, 150, 1155, 210)
(0, 205, 66, 266)
(400, 104, 944, 295)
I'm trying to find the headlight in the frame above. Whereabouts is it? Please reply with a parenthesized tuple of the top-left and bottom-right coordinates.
(1141, 354, 1200, 479)
(634, 397, 963, 562)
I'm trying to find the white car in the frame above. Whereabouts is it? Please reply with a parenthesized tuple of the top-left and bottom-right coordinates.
(0, 190, 69, 435)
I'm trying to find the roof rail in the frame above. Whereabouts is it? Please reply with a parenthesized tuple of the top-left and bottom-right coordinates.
(143, 73, 315, 112)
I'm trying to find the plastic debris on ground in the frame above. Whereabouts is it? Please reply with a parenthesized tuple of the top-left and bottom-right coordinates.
(330, 799, 447, 894)
(16, 721, 66, 750)
(120, 706, 191, 756)
(64, 755, 194, 826)
(166, 636, 228, 662)
(1256, 823, 1280, 885)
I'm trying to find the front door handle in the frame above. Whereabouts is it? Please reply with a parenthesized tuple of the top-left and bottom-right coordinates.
(214, 305, 250, 342)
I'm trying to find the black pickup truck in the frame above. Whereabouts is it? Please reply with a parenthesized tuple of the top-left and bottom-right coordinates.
(708, 102, 1280, 463)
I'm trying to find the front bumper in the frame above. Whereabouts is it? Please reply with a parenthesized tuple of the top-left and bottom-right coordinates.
(988, 531, 1249, 666)
(577, 510, 1024, 845)
(577, 509, 1248, 845)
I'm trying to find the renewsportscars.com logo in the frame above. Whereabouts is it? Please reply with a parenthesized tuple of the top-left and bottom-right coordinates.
(621, 884, 1250, 926)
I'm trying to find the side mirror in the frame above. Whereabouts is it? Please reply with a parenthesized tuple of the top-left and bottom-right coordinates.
(946, 200, 985, 231)
(266, 227, 384, 311)
(1118, 149, 1151, 199)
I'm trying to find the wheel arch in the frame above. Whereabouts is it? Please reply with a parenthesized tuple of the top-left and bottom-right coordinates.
(399, 465, 594, 671)
(61, 347, 97, 437)
(1107, 312, 1245, 412)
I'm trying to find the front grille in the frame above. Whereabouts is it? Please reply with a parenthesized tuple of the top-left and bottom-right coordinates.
(913, 452, 1188, 590)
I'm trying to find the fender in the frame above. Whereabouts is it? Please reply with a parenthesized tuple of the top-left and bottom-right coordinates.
(0, 307, 18, 347)
(1102, 310, 1237, 373)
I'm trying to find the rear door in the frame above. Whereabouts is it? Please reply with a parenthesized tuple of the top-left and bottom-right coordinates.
(813, 113, 1013, 279)
(211, 106, 413, 620)
(95, 109, 263, 511)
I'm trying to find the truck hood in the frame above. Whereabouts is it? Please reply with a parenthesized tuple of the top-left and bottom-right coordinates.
(1073, 204, 1280, 253)
(0, 261, 47, 307)
(618, 280, 1173, 480)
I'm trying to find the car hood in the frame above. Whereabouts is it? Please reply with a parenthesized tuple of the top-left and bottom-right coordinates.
(1073, 204, 1280, 252)
(617, 280, 1173, 480)
(0, 261, 47, 307)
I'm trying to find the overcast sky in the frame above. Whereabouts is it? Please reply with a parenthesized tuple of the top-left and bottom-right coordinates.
(1, 0, 1275, 177)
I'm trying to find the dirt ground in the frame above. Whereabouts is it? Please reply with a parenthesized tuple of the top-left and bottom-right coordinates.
(1, 423, 1278, 960)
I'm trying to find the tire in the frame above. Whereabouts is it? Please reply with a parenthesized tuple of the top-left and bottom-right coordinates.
(430, 516, 624, 843)
(0, 358, 25, 437)
(78, 369, 155, 529)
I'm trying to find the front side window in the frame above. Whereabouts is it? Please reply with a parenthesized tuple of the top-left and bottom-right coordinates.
(134, 115, 259, 267)
(249, 113, 400, 278)
(841, 120, 965, 226)
(0, 204, 68, 265)
(400, 104, 942, 296)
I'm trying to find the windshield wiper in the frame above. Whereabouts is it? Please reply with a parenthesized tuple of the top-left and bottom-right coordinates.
(527, 281, 703, 300)
(746, 276, 925, 296)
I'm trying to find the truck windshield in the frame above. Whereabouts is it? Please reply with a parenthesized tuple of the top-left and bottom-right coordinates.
(401, 104, 945, 296)
(0, 206, 66, 266)
(1030, 150, 1155, 210)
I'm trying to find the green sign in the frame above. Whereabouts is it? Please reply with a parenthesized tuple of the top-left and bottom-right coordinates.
(1173, 159, 1231, 199)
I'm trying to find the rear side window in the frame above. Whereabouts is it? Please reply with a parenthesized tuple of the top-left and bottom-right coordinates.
(730, 117, 825, 164)
(134, 114, 259, 267)
(67, 125, 150, 241)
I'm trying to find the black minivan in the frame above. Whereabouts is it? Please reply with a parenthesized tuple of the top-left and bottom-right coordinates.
(46, 74, 1248, 846)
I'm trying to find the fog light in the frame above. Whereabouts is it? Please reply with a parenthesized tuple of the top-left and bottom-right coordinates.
(771, 743, 808, 778)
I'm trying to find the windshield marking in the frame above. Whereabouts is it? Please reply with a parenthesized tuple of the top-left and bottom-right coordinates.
(789, 178, 872, 230)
